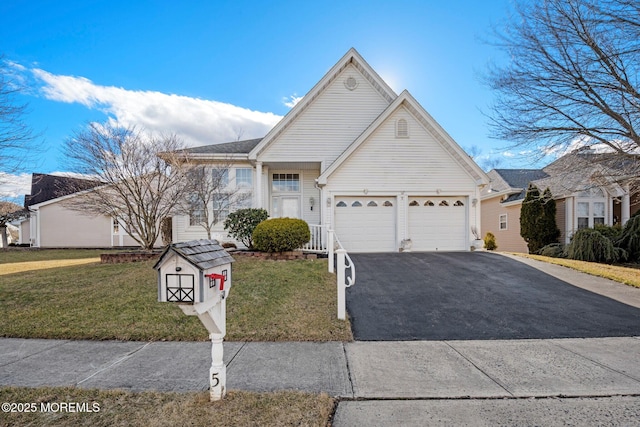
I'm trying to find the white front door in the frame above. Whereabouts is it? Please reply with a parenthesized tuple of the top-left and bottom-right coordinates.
(281, 196, 301, 218)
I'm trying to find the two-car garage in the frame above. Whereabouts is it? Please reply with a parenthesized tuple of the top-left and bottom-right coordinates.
(333, 196, 468, 253)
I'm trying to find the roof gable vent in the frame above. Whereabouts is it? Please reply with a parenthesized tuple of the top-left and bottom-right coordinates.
(396, 119, 409, 138)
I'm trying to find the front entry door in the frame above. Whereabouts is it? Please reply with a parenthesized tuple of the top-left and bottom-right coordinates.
(280, 196, 301, 218)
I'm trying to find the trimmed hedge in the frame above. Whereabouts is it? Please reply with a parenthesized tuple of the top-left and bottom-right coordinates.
(252, 218, 311, 253)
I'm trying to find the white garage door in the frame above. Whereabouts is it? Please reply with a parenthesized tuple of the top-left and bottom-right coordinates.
(408, 197, 467, 251)
(334, 197, 396, 252)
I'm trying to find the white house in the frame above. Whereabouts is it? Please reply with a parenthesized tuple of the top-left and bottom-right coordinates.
(173, 48, 489, 252)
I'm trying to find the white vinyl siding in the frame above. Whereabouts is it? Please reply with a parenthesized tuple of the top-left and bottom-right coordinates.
(326, 107, 477, 193)
(258, 64, 390, 169)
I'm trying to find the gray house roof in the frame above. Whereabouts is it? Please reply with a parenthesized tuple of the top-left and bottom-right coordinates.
(494, 169, 549, 190)
(179, 138, 263, 155)
(154, 239, 235, 271)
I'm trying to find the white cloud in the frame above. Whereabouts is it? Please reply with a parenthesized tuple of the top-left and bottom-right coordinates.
(0, 172, 31, 200)
(283, 94, 303, 108)
(30, 68, 283, 147)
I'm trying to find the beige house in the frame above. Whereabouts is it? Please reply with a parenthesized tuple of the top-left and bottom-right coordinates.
(20, 173, 141, 248)
(172, 48, 489, 252)
(481, 151, 640, 253)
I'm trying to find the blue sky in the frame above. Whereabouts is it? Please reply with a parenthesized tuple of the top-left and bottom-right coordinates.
(1, 0, 531, 198)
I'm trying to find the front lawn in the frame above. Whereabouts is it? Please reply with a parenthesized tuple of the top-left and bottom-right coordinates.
(0, 250, 352, 341)
(513, 253, 640, 288)
(0, 386, 335, 427)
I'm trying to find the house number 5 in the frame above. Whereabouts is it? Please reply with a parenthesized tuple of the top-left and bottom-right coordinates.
(211, 372, 220, 387)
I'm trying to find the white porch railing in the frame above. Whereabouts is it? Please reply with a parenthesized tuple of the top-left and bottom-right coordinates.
(303, 224, 327, 253)
(329, 229, 355, 320)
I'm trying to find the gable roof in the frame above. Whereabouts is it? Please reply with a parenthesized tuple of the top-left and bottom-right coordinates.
(317, 90, 488, 185)
(248, 48, 397, 160)
(154, 239, 235, 271)
(486, 151, 639, 204)
(24, 173, 101, 208)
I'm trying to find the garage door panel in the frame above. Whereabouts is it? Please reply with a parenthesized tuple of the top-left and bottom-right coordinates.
(335, 197, 396, 252)
(408, 197, 467, 251)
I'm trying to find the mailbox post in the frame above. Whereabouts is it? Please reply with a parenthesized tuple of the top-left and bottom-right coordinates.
(154, 239, 234, 401)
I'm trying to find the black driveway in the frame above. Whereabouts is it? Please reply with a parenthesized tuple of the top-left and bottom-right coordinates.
(346, 252, 640, 341)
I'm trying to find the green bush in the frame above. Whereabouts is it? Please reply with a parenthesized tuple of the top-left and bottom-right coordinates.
(616, 214, 640, 262)
(252, 218, 311, 253)
(566, 228, 625, 264)
(223, 208, 269, 249)
(538, 243, 566, 258)
(594, 223, 622, 241)
(484, 232, 497, 251)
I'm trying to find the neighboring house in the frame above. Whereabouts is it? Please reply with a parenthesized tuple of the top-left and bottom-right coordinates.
(21, 173, 141, 248)
(172, 48, 489, 252)
(481, 150, 640, 253)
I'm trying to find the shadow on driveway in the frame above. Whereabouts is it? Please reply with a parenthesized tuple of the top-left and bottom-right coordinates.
(346, 252, 640, 341)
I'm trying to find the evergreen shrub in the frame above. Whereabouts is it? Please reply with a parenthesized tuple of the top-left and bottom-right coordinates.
(252, 218, 311, 253)
(484, 232, 497, 250)
(224, 208, 269, 249)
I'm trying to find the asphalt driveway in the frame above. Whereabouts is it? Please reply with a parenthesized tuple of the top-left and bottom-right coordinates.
(346, 252, 640, 341)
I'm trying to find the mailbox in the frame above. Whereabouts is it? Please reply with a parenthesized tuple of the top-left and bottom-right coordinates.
(153, 239, 235, 401)
(154, 239, 234, 304)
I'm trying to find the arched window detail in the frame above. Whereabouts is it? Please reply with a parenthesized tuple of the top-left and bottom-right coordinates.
(352, 201, 363, 207)
(367, 201, 378, 207)
(396, 119, 409, 138)
(425, 200, 434, 206)
(454, 200, 464, 206)
(439, 200, 449, 206)
(336, 201, 347, 207)
(383, 201, 393, 207)
(409, 200, 419, 206)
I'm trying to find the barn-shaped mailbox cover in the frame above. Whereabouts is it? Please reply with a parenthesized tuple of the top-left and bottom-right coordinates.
(154, 239, 235, 304)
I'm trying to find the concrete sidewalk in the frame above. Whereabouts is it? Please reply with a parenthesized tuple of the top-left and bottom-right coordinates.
(2, 336, 640, 398)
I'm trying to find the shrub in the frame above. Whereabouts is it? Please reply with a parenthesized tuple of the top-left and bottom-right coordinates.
(538, 243, 566, 258)
(616, 214, 640, 262)
(252, 218, 311, 253)
(594, 223, 622, 241)
(484, 232, 497, 251)
(566, 228, 625, 264)
(223, 208, 269, 249)
(520, 185, 560, 253)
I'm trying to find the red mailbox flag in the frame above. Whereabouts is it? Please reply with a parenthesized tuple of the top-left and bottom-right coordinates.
(206, 273, 226, 291)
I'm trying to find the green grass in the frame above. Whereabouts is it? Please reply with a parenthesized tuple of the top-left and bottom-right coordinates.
(0, 250, 352, 342)
(0, 386, 335, 427)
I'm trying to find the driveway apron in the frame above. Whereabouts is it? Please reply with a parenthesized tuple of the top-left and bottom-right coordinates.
(346, 252, 640, 341)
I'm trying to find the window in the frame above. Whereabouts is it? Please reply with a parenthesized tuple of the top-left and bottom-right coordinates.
(272, 173, 300, 192)
(594, 202, 605, 225)
(236, 168, 252, 188)
(409, 200, 419, 206)
(499, 214, 507, 231)
(577, 202, 589, 229)
(352, 201, 363, 207)
(212, 193, 231, 224)
(454, 200, 464, 206)
(212, 168, 229, 188)
(396, 119, 409, 138)
(336, 201, 347, 207)
(367, 201, 378, 207)
(425, 200, 434, 206)
(188, 194, 206, 226)
(383, 201, 393, 207)
(113, 218, 120, 234)
(439, 200, 449, 206)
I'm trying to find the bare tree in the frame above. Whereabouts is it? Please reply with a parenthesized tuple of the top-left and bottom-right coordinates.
(485, 0, 640, 171)
(176, 162, 252, 239)
(0, 200, 24, 247)
(63, 122, 189, 250)
(0, 56, 38, 180)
